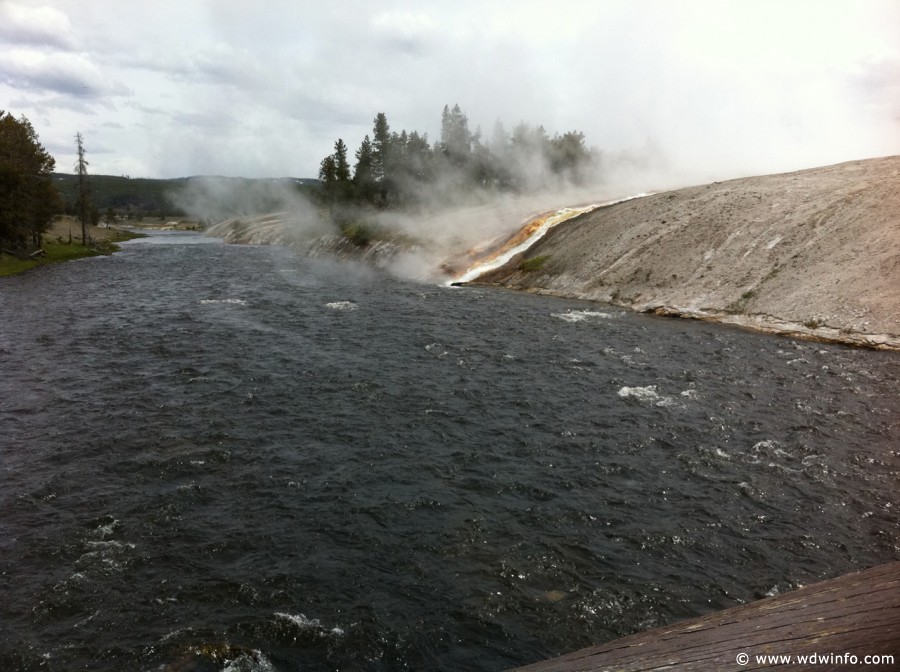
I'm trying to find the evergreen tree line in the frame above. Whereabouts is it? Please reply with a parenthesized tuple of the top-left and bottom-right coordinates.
(318, 104, 597, 210)
(0, 111, 61, 250)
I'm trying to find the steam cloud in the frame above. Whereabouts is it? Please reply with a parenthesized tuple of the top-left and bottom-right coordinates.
(167, 177, 330, 244)
(165, 108, 687, 286)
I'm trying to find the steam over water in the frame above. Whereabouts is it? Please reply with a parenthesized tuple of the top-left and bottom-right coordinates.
(1, 232, 898, 671)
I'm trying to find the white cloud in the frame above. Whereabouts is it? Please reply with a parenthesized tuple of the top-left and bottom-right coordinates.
(0, 2, 77, 49)
(370, 10, 440, 53)
(2, 0, 896, 182)
(1, 48, 131, 98)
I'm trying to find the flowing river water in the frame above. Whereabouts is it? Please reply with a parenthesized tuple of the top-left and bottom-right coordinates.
(1, 231, 897, 671)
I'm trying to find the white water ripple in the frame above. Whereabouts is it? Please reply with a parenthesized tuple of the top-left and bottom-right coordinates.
(618, 385, 674, 407)
(200, 298, 247, 305)
(553, 309, 614, 323)
(274, 612, 345, 637)
(325, 301, 358, 311)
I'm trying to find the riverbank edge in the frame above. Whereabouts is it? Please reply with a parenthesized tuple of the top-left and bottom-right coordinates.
(0, 241, 116, 277)
(0, 228, 147, 277)
(462, 157, 900, 352)
(461, 281, 900, 351)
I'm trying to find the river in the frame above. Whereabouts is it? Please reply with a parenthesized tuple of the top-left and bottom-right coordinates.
(1, 231, 897, 671)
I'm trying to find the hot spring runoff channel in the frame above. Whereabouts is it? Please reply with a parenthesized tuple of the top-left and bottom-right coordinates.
(1, 231, 897, 671)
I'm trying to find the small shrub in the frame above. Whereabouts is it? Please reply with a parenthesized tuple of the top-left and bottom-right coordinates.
(726, 289, 758, 314)
(518, 255, 550, 272)
(341, 223, 374, 247)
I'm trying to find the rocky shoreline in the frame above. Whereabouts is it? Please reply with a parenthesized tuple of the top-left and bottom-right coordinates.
(471, 156, 900, 350)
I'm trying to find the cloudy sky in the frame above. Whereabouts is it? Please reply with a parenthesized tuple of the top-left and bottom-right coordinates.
(2, 0, 898, 184)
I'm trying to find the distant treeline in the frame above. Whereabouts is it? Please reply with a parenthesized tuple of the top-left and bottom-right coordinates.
(52, 173, 177, 220)
(52, 174, 321, 221)
(318, 104, 597, 210)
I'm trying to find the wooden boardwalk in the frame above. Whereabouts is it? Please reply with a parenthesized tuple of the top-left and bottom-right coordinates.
(509, 562, 900, 671)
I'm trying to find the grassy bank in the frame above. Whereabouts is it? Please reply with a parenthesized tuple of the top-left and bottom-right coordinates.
(0, 229, 146, 277)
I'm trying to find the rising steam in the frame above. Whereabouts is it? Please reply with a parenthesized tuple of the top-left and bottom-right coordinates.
(167, 176, 331, 243)
(166, 105, 687, 286)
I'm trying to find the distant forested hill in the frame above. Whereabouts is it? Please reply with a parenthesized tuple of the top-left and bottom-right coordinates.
(52, 174, 320, 219)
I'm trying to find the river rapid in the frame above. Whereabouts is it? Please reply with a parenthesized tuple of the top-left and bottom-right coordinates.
(1, 232, 897, 671)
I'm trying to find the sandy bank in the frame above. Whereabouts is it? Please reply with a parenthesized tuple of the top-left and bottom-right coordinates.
(44, 216, 125, 244)
(43, 216, 198, 243)
(472, 156, 900, 350)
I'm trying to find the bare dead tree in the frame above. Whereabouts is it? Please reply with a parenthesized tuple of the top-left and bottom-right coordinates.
(75, 132, 90, 245)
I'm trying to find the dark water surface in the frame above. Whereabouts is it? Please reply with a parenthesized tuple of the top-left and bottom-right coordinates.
(1, 232, 898, 671)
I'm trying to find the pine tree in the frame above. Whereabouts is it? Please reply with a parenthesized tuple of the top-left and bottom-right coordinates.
(440, 104, 472, 167)
(386, 130, 408, 204)
(74, 132, 91, 245)
(318, 154, 337, 204)
(0, 112, 60, 250)
(371, 112, 392, 202)
(548, 131, 591, 183)
(333, 138, 351, 183)
(404, 131, 431, 184)
(332, 138, 353, 202)
(353, 135, 377, 203)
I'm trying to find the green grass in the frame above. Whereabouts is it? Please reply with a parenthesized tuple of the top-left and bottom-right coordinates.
(1, 243, 98, 276)
(0, 230, 145, 277)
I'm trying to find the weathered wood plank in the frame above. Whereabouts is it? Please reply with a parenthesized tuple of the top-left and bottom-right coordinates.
(509, 562, 900, 671)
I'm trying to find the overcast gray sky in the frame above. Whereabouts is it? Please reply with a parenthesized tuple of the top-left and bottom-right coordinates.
(2, 0, 898, 184)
